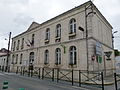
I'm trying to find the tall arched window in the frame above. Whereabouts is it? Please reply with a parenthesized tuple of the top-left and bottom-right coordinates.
(56, 24, 61, 38)
(31, 34, 35, 46)
(55, 48, 61, 65)
(69, 46, 77, 65)
(21, 38, 24, 49)
(17, 40, 20, 50)
(15, 54, 18, 64)
(20, 53, 23, 64)
(45, 28, 50, 40)
(44, 50, 49, 64)
(29, 52, 34, 64)
(11, 55, 15, 64)
(13, 41, 16, 51)
(69, 18, 76, 34)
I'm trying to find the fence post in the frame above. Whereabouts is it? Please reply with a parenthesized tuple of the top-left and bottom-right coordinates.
(38, 68, 40, 79)
(28, 67, 30, 77)
(16, 66, 18, 74)
(31, 69, 33, 77)
(52, 68, 54, 81)
(79, 70, 81, 87)
(101, 72, 104, 90)
(57, 68, 59, 83)
(42, 68, 44, 79)
(23, 67, 25, 76)
(8, 66, 10, 73)
(20, 67, 22, 75)
(114, 73, 117, 90)
(72, 70, 74, 85)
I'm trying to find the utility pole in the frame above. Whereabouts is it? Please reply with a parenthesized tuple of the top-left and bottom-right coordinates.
(5, 32, 11, 72)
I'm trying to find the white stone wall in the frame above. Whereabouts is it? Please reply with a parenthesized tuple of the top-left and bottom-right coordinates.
(0, 56, 7, 66)
(10, 2, 114, 72)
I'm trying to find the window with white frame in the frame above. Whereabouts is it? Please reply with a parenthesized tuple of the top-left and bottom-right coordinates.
(45, 28, 50, 40)
(11, 55, 14, 64)
(69, 46, 77, 65)
(17, 40, 20, 50)
(29, 52, 34, 64)
(21, 38, 24, 49)
(44, 50, 49, 64)
(55, 48, 61, 65)
(31, 34, 34, 46)
(15, 54, 18, 64)
(20, 53, 23, 64)
(13, 41, 16, 51)
(56, 24, 61, 38)
(69, 18, 76, 34)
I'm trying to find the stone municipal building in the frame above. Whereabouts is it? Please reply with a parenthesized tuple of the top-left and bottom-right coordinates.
(10, 1, 115, 72)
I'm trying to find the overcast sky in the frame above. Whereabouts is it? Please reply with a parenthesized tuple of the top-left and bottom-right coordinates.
(0, 0, 120, 50)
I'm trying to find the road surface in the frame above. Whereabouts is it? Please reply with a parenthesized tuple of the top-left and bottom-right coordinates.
(0, 72, 89, 90)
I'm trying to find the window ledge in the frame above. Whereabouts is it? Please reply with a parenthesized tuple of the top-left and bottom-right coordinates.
(68, 64, 77, 68)
(54, 64, 62, 68)
(44, 64, 50, 67)
(69, 33, 76, 37)
(44, 39, 49, 43)
(55, 37, 61, 40)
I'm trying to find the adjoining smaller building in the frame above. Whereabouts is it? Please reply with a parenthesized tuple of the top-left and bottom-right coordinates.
(0, 48, 9, 71)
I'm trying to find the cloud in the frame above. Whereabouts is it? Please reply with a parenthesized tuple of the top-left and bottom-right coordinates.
(14, 13, 34, 27)
(0, 0, 30, 5)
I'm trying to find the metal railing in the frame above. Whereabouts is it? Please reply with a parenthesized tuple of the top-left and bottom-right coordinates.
(114, 73, 120, 90)
(13, 66, 105, 90)
(1, 66, 118, 90)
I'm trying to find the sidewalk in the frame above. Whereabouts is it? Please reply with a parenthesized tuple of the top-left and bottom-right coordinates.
(81, 75, 115, 85)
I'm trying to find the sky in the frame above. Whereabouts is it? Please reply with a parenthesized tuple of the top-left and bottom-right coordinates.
(0, 0, 120, 50)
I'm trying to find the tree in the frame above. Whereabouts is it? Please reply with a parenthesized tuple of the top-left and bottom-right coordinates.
(114, 49, 120, 56)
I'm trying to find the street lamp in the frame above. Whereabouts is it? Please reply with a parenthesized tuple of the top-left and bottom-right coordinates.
(112, 31, 118, 48)
(85, 2, 96, 72)
(112, 31, 118, 38)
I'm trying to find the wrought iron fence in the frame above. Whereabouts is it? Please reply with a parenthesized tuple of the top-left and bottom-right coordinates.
(14, 66, 105, 90)
(114, 73, 120, 90)
(3, 66, 120, 90)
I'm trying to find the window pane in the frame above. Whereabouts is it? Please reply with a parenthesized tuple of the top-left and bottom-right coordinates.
(69, 46, 77, 65)
(55, 48, 61, 65)
(46, 28, 50, 40)
(69, 19, 76, 34)
(45, 50, 49, 64)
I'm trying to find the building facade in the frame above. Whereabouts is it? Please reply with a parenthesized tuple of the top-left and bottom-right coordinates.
(10, 1, 114, 73)
(0, 48, 8, 70)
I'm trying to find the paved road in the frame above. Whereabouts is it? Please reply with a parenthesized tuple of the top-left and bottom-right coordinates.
(0, 72, 89, 90)
(0, 72, 119, 90)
